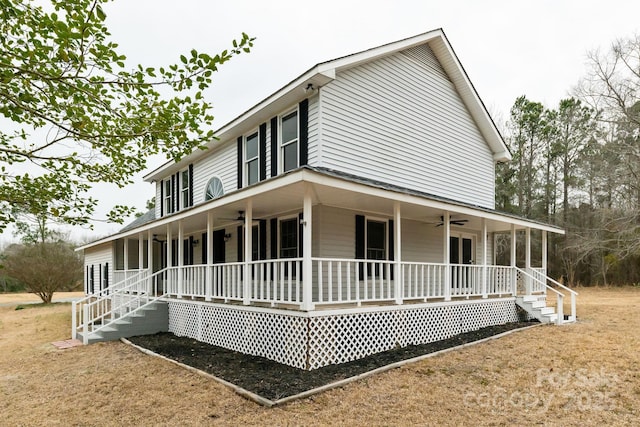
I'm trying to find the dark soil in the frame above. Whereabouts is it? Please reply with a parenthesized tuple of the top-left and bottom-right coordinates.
(128, 321, 536, 401)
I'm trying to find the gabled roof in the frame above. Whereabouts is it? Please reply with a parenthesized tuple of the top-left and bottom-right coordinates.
(144, 28, 510, 182)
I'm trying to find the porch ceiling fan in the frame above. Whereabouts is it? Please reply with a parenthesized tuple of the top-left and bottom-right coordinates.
(433, 215, 469, 227)
(218, 211, 265, 222)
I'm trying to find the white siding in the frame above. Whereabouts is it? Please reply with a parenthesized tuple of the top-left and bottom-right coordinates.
(317, 45, 496, 209)
(401, 219, 443, 263)
(316, 205, 355, 259)
(307, 94, 320, 165)
(314, 206, 497, 264)
(83, 243, 113, 294)
(192, 142, 237, 205)
(265, 119, 272, 180)
(155, 181, 161, 219)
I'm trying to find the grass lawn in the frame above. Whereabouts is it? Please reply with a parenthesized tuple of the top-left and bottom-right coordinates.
(1, 287, 638, 426)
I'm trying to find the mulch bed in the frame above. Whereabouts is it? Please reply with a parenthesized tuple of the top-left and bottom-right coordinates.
(128, 321, 536, 401)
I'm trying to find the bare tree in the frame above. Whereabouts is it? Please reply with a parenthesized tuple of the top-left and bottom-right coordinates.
(2, 242, 83, 303)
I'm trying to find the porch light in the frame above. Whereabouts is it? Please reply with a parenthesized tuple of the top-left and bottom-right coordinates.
(224, 233, 232, 242)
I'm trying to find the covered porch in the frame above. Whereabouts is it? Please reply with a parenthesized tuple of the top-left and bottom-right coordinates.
(74, 168, 577, 366)
(107, 167, 567, 312)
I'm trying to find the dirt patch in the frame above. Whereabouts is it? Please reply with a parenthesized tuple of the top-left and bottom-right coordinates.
(128, 322, 536, 401)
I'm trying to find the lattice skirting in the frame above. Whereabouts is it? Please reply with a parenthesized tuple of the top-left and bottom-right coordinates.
(167, 298, 518, 370)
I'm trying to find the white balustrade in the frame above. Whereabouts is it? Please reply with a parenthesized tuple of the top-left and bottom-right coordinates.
(485, 265, 513, 296)
(313, 258, 396, 305)
(123, 260, 569, 313)
(210, 262, 244, 301)
(249, 258, 303, 304)
(401, 262, 447, 300)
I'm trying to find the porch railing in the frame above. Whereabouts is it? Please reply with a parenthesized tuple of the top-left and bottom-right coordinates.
(112, 269, 149, 291)
(140, 260, 574, 314)
(314, 258, 395, 305)
(163, 259, 304, 305)
(516, 267, 577, 324)
(72, 268, 167, 344)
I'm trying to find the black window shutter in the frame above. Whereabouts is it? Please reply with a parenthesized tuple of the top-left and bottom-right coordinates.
(160, 180, 164, 216)
(298, 212, 304, 257)
(171, 239, 178, 266)
(355, 215, 365, 259)
(388, 220, 394, 261)
(299, 99, 309, 166)
(202, 232, 207, 264)
(355, 215, 365, 278)
(259, 219, 267, 260)
(270, 218, 278, 259)
(85, 265, 89, 294)
(237, 225, 243, 262)
(104, 263, 109, 288)
(90, 265, 94, 293)
(259, 123, 266, 181)
(187, 236, 194, 265)
(188, 164, 194, 207)
(175, 172, 180, 212)
(270, 117, 278, 177)
(98, 264, 102, 291)
(388, 220, 394, 279)
(171, 174, 176, 213)
(237, 136, 243, 189)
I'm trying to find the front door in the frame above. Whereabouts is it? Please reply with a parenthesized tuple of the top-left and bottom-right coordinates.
(212, 229, 226, 263)
(202, 230, 227, 264)
(450, 235, 474, 290)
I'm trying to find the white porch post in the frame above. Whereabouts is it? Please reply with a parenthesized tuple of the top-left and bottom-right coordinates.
(541, 230, 548, 276)
(443, 211, 451, 301)
(177, 220, 184, 298)
(243, 199, 252, 305)
(301, 185, 314, 311)
(167, 224, 172, 295)
(394, 202, 402, 304)
(147, 230, 153, 294)
(123, 237, 129, 274)
(510, 224, 517, 296)
(481, 218, 488, 298)
(206, 211, 213, 302)
(525, 227, 531, 294)
(138, 233, 144, 272)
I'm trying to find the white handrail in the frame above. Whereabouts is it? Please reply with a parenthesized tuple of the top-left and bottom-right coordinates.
(515, 267, 576, 324)
(73, 268, 167, 344)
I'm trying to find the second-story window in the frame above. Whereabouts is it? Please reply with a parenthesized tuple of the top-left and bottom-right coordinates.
(281, 110, 298, 172)
(245, 131, 259, 186)
(163, 179, 173, 214)
(180, 168, 190, 209)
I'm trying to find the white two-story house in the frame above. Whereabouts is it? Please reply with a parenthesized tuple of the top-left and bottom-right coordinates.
(74, 29, 576, 370)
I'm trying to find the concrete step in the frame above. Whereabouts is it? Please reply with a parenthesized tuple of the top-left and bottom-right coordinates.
(80, 301, 168, 344)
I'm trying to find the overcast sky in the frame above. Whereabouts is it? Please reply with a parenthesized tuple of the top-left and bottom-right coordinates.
(3, 0, 640, 246)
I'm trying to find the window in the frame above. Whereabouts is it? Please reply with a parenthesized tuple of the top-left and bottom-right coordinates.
(204, 177, 224, 201)
(163, 179, 173, 214)
(281, 111, 298, 172)
(245, 131, 259, 185)
(366, 220, 386, 260)
(280, 217, 298, 258)
(180, 168, 190, 209)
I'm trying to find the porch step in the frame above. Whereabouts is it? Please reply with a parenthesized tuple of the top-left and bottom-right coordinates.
(77, 301, 168, 344)
(516, 295, 557, 324)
